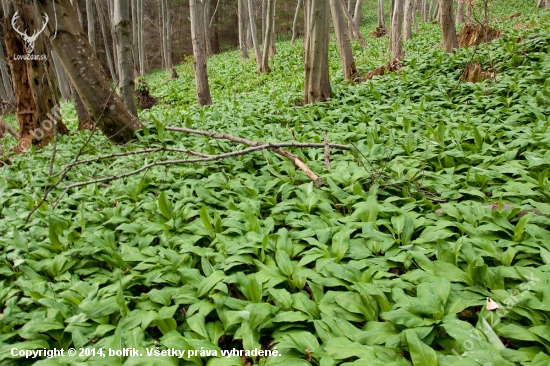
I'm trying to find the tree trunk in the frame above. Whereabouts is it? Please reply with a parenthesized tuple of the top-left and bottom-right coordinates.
(377, 0, 387, 29)
(4, 0, 68, 148)
(430, 0, 439, 21)
(131, 0, 139, 75)
(465, 0, 471, 23)
(456, 0, 464, 23)
(304, 0, 331, 104)
(536, 0, 543, 8)
(97, 0, 118, 83)
(86, 0, 95, 52)
(390, 0, 404, 60)
(204, 0, 212, 57)
(51, 50, 71, 101)
(329, 0, 357, 80)
(291, 0, 302, 43)
(138, 0, 145, 75)
(114, 0, 138, 115)
(34, 0, 142, 143)
(352, 0, 362, 28)
(421, 0, 427, 21)
(269, 0, 277, 56)
(247, 0, 263, 70)
(261, 0, 275, 72)
(262, 0, 267, 45)
(440, 0, 458, 53)
(0, 40, 15, 112)
(341, 1, 367, 46)
(413, 0, 419, 32)
(189, 0, 213, 106)
(161, 0, 167, 68)
(403, 0, 414, 40)
(238, 0, 250, 58)
(107, 0, 119, 77)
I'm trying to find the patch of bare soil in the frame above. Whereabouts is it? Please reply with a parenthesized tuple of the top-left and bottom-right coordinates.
(460, 62, 496, 82)
(458, 24, 502, 47)
(364, 59, 402, 80)
(135, 78, 158, 110)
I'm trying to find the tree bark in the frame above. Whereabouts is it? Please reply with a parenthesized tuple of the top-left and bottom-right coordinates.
(291, 0, 302, 43)
(189, 0, 213, 106)
(114, 0, 138, 116)
(238, 0, 250, 58)
(390, 0, 404, 60)
(161, 0, 167, 68)
(403, 0, 414, 40)
(138, 0, 145, 75)
(261, 0, 275, 72)
(34, 0, 142, 143)
(329, 0, 358, 80)
(204, 0, 212, 57)
(352, 0, 362, 29)
(0, 40, 15, 111)
(536, 0, 543, 8)
(97, 0, 118, 83)
(421, 0, 428, 21)
(247, 0, 263, 70)
(131, 0, 138, 75)
(440, 0, 458, 53)
(304, 0, 331, 104)
(341, 1, 367, 46)
(456, 0, 464, 23)
(86, 0, 95, 52)
(269, 0, 277, 56)
(51, 50, 71, 101)
(377, 0, 387, 29)
(465, 0, 471, 23)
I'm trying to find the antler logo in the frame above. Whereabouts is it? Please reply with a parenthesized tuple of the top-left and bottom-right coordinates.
(11, 11, 49, 54)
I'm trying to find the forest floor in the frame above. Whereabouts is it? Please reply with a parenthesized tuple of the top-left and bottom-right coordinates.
(1, 1, 550, 365)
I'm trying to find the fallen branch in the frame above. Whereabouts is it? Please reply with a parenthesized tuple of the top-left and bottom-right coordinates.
(0, 118, 19, 140)
(165, 126, 350, 186)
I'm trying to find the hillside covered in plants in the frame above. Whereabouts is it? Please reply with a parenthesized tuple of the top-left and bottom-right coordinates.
(1, 0, 550, 365)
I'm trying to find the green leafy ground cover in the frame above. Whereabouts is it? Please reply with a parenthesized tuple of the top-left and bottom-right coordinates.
(1, 2, 550, 365)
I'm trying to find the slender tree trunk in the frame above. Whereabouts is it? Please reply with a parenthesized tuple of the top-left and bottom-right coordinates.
(131, 0, 138, 75)
(86, 0, 95, 52)
(440, 0, 458, 52)
(114, 0, 138, 115)
(247, 0, 263, 70)
(106, 0, 119, 77)
(536, 0, 543, 8)
(341, 1, 367, 45)
(330, 0, 357, 80)
(291, 0, 302, 43)
(269, 0, 277, 56)
(238, 0, 250, 58)
(262, 0, 267, 46)
(390, 0, 404, 60)
(161, 0, 167, 68)
(71, 0, 91, 130)
(189, 0, 213, 106)
(413, 0, 419, 32)
(51, 50, 71, 101)
(421, 0, 428, 21)
(403, 0, 414, 39)
(97, 0, 118, 83)
(456, 0, 464, 23)
(546, 0, 550, 9)
(261, 0, 275, 72)
(204, 0, 212, 57)
(377, 0, 387, 29)
(465, 0, 471, 23)
(352, 0, 362, 28)
(304, 0, 331, 104)
(431, 0, 439, 20)
(34, 0, 143, 143)
(138, 0, 145, 75)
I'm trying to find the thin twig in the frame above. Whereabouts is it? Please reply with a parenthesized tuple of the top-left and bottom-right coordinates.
(324, 132, 331, 170)
(48, 120, 58, 177)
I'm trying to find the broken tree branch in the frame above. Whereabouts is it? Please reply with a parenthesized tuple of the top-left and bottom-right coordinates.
(0, 118, 19, 139)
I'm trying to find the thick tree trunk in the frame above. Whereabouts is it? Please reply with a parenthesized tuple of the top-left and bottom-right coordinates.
(440, 0, 458, 53)
(291, 0, 302, 43)
(0, 41, 15, 111)
(238, 0, 250, 58)
(34, 0, 142, 143)
(114, 0, 138, 115)
(4, 0, 68, 148)
(546, 0, 550, 9)
(456, 0, 464, 23)
(189, 0, 213, 106)
(51, 50, 71, 101)
(329, 0, 358, 80)
(86, 0, 95, 52)
(390, 0, 404, 60)
(247, 0, 263, 70)
(261, 0, 275, 72)
(536, 0, 543, 8)
(97, 0, 118, 83)
(304, 0, 331, 104)
(403, 0, 414, 40)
